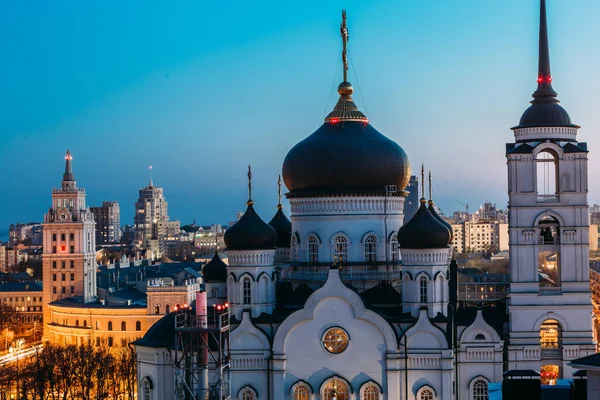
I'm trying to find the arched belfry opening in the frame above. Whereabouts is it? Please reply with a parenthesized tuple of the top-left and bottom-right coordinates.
(538, 215, 560, 245)
(536, 149, 559, 201)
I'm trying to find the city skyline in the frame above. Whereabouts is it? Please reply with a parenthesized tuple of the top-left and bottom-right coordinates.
(3, 0, 600, 231)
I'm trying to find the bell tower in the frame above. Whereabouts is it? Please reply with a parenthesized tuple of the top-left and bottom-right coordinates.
(42, 150, 97, 340)
(506, 0, 594, 378)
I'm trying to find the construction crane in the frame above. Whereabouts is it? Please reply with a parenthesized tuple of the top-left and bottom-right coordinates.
(457, 200, 469, 215)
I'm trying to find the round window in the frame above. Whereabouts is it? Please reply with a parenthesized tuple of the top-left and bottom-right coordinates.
(322, 327, 349, 354)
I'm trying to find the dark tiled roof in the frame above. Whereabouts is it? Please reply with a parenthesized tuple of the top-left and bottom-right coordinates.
(570, 352, 600, 368)
(454, 302, 507, 338)
(0, 281, 42, 292)
(562, 142, 588, 153)
(360, 284, 402, 306)
(132, 312, 175, 349)
(504, 369, 540, 378)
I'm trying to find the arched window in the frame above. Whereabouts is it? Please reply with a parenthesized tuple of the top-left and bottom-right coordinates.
(142, 378, 152, 400)
(334, 235, 348, 263)
(83, 320, 87, 327)
(69, 233, 74, 241)
(212, 287, 219, 299)
(475, 333, 486, 340)
(390, 234, 399, 262)
(540, 319, 561, 349)
(75, 320, 79, 327)
(293, 384, 310, 400)
(154, 304, 160, 315)
(136, 321, 141, 331)
(472, 379, 488, 400)
(322, 379, 349, 400)
(108, 321, 113, 331)
(536, 149, 558, 199)
(243, 277, 252, 305)
(308, 236, 319, 263)
(121, 321, 126, 331)
(420, 276, 428, 303)
(165, 304, 170, 314)
(361, 383, 379, 400)
(364, 235, 377, 263)
(238, 387, 256, 400)
(419, 389, 434, 400)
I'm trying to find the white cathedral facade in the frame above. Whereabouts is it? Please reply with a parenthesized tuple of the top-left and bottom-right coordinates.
(134, 2, 595, 399)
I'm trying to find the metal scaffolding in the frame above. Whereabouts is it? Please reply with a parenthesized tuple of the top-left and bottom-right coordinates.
(174, 308, 230, 400)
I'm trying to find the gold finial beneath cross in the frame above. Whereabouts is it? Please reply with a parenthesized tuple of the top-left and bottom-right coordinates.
(247, 165, 254, 206)
(277, 174, 283, 210)
(341, 9, 349, 82)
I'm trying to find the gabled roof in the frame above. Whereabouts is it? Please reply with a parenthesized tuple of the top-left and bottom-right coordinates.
(570, 352, 600, 369)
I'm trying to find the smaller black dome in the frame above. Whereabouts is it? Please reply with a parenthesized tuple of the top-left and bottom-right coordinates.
(398, 200, 451, 249)
(224, 203, 277, 251)
(202, 252, 228, 282)
(428, 202, 454, 242)
(514, 101, 578, 130)
(268, 207, 292, 248)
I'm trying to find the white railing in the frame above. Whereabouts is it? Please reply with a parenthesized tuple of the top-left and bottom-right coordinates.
(537, 194, 560, 203)
(539, 286, 562, 296)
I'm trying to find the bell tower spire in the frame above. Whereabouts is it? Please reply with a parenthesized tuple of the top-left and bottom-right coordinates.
(532, 0, 558, 101)
(62, 149, 76, 191)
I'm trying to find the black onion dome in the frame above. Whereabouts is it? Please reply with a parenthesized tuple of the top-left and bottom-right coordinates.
(202, 252, 228, 282)
(428, 202, 454, 242)
(282, 121, 410, 194)
(398, 200, 451, 249)
(515, 102, 578, 130)
(268, 208, 292, 248)
(224, 204, 277, 251)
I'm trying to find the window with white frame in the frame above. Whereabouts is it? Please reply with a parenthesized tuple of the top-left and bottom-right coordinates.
(362, 383, 379, 400)
(472, 379, 488, 400)
(212, 287, 218, 299)
(419, 388, 434, 400)
(334, 235, 348, 263)
(240, 388, 255, 400)
(142, 378, 151, 400)
(390, 234, 399, 261)
(293, 384, 310, 400)
(243, 277, 252, 305)
(420, 276, 428, 303)
(308, 236, 319, 263)
(364, 235, 377, 263)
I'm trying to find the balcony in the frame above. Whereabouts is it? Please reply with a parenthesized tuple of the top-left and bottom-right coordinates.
(540, 347, 562, 360)
(281, 262, 402, 282)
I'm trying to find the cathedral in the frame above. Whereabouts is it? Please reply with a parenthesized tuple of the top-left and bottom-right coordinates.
(134, 2, 595, 399)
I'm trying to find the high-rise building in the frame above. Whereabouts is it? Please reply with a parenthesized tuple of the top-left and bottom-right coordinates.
(133, 180, 169, 248)
(90, 201, 121, 244)
(403, 175, 419, 224)
(42, 150, 97, 340)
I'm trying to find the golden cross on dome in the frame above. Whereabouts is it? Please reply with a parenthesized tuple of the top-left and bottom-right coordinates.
(341, 9, 349, 82)
(247, 165, 253, 205)
(277, 174, 283, 209)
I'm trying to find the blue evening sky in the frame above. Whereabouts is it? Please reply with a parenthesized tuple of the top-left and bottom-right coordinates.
(2, 0, 600, 232)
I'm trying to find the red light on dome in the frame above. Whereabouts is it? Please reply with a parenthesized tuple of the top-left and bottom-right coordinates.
(537, 76, 553, 84)
(330, 118, 339, 124)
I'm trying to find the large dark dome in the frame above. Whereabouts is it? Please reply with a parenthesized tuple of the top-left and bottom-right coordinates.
(398, 200, 451, 249)
(282, 81, 410, 195)
(283, 121, 410, 194)
(224, 203, 277, 251)
(202, 252, 228, 282)
(268, 207, 292, 248)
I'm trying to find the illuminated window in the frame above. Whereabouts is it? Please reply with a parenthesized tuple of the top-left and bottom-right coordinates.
(334, 235, 348, 263)
(420, 276, 428, 303)
(293, 384, 310, 400)
(243, 277, 252, 305)
(362, 384, 379, 400)
(472, 379, 488, 400)
(323, 379, 349, 400)
(322, 327, 349, 354)
(364, 235, 377, 263)
(540, 319, 561, 349)
(308, 236, 319, 263)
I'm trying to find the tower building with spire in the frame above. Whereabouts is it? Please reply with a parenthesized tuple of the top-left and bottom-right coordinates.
(506, 0, 595, 378)
(42, 150, 97, 339)
(133, 178, 170, 254)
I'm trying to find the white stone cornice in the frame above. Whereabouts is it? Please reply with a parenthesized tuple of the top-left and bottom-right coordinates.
(227, 249, 275, 267)
(400, 248, 452, 266)
(289, 195, 405, 216)
(513, 126, 578, 142)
